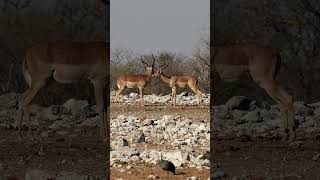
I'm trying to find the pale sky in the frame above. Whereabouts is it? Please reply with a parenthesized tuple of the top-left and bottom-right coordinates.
(111, 0, 209, 56)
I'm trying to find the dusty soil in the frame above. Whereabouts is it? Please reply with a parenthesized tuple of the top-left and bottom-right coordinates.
(110, 102, 209, 121)
(111, 165, 209, 180)
(0, 127, 108, 179)
(110, 102, 210, 180)
(213, 139, 320, 179)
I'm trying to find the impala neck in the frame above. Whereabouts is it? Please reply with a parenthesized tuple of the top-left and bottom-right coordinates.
(146, 71, 153, 82)
(159, 72, 171, 84)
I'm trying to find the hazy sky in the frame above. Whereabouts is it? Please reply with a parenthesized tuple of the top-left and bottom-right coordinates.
(111, 0, 209, 56)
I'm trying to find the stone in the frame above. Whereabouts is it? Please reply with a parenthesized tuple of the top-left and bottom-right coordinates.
(163, 151, 186, 167)
(212, 170, 226, 179)
(187, 176, 201, 180)
(0, 93, 18, 108)
(158, 160, 175, 174)
(147, 175, 160, 179)
(63, 99, 89, 116)
(312, 153, 320, 161)
(25, 169, 54, 180)
(240, 109, 261, 123)
(127, 130, 145, 144)
(226, 96, 252, 110)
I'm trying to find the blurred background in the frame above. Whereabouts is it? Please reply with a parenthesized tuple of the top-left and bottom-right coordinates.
(0, 0, 109, 106)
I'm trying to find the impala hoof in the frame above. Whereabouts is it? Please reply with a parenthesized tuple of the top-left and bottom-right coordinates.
(27, 131, 35, 142)
(103, 137, 108, 143)
(280, 131, 296, 142)
(100, 128, 106, 137)
(15, 131, 23, 141)
(281, 135, 288, 142)
(280, 131, 288, 142)
(288, 132, 296, 142)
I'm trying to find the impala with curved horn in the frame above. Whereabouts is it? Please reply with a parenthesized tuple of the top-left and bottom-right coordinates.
(115, 56, 155, 106)
(212, 44, 295, 141)
(152, 55, 203, 106)
(16, 41, 109, 141)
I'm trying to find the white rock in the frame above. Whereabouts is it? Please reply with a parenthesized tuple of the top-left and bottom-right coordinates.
(187, 176, 201, 180)
(147, 175, 160, 179)
(63, 99, 89, 115)
(25, 169, 54, 180)
(127, 130, 145, 143)
(163, 151, 186, 167)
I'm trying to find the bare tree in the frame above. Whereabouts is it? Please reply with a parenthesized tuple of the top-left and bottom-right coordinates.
(191, 34, 210, 92)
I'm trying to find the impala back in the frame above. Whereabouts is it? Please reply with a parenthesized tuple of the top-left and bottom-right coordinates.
(25, 41, 109, 83)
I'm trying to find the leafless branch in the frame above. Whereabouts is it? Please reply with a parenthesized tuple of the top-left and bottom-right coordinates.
(301, 0, 320, 19)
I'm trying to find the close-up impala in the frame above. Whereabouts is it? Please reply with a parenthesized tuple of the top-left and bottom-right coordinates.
(212, 44, 294, 141)
(16, 41, 109, 141)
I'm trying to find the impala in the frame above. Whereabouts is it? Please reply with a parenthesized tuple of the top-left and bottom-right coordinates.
(153, 56, 203, 106)
(212, 44, 295, 141)
(16, 41, 109, 140)
(115, 56, 155, 106)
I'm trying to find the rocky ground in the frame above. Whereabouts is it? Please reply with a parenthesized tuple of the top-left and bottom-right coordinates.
(110, 92, 210, 180)
(2, 91, 320, 179)
(212, 96, 320, 180)
(110, 93, 320, 179)
(0, 92, 108, 179)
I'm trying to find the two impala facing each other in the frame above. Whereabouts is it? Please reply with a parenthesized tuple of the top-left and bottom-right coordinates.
(115, 55, 204, 106)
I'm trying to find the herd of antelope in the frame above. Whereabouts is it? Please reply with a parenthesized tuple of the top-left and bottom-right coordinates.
(115, 54, 204, 106)
(15, 41, 296, 142)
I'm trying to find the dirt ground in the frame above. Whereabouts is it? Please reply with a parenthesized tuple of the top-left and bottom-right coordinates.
(110, 102, 209, 121)
(213, 139, 320, 180)
(110, 102, 210, 180)
(0, 126, 107, 179)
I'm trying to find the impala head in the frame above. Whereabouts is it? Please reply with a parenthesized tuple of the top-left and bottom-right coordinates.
(152, 55, 169, 77)
(153, 69, 162, 77)
(141, 55, 155, 75)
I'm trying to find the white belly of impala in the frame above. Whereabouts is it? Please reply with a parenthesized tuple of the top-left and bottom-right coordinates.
(53, 74, 77, 83)
(126, 82, 137, 88)
(177, 82, 187, 87)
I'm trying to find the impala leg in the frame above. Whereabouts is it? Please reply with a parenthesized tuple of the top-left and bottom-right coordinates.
(16, 89, 31, 132)
(93, 80, 106, 138)
(139, 87, 144, 106)
(198, 88, 203, 106)
(115, 85, 125, 103)
(278, 87, 295, 141)
(171, 87, 174, 106)
(198, 91, 203, 106)
(173, 86, 177, 106)
(256, 78, 295, 141)
(190, 85, 203, 106)
(23, 103, 32, 139)
(200, 92, 203, 106)
(20, 81, 46, 141)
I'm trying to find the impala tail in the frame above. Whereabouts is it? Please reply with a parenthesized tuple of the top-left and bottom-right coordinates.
(195, 79, 205, 95)
(22, 57, 31, 87)
(273, 51, 282, 80)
